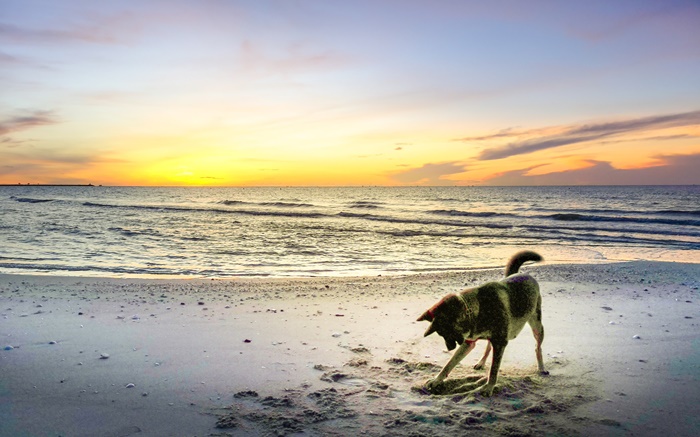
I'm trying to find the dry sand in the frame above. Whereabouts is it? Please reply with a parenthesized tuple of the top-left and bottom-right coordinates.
(1, 261, 699, 436)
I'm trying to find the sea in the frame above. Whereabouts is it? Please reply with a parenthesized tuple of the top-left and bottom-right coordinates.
(0, 185, 698, 278)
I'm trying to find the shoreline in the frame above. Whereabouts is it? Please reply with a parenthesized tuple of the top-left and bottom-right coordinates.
(2, 261, 699, 436)
(1, 255, 698, 281)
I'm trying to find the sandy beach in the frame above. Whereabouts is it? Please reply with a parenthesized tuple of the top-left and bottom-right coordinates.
(1, 261, 699, 436)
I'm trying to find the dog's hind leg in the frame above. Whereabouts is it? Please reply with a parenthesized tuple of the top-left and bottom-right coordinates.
(426, 340, 476, 390)
(528, 317, 549, 375)
(473, 340, 492, 370)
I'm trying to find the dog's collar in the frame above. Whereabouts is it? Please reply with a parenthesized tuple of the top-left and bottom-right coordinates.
(456, 292, 475, 320)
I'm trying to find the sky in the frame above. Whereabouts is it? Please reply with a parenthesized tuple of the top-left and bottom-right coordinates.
(1, 0, 699, 186)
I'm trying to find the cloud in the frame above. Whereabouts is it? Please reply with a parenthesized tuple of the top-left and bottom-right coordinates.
(0, 21, 120, 44)
(0, 51, 22, 65)
(464, 110, 700, 160)
(0, 110, 58, 136)
(481, 152, 700, 185)
(391, 162, 467, 185)
(1, 137, 30, 148)
(239, 40, 349, 77)
(453, 127, 525, 142)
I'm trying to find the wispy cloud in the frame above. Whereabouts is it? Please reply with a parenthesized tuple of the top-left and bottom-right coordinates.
(240, 40, 349, 77)
(462, 110, 700, 160)
(0, 110, 58, 136)
(453, 127, 527, 143)
(482, 152, 700, 185)
(391, 162, 466, 185)
(0, 22, 119, 45)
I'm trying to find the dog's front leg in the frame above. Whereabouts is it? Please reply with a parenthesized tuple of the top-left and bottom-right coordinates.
(478, 340, 507, 397)
(426, 340, 476, 390)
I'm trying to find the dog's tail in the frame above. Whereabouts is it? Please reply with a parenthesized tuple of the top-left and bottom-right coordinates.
(505, 250, 543, 277)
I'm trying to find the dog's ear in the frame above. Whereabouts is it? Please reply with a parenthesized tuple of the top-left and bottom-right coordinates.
(423, 322, 437, 337)
(416, 310, 433, 322)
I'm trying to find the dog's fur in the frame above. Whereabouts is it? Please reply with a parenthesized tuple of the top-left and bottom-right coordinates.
(417, 250, 548, 396)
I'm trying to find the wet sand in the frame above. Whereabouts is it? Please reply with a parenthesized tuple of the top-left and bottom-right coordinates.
(1, 261, 699, 436)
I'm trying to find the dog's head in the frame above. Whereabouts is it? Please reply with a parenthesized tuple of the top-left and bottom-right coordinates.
(417, 294, 468, 351)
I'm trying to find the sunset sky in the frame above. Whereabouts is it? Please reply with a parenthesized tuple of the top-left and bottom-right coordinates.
(1, 0, 699, 186)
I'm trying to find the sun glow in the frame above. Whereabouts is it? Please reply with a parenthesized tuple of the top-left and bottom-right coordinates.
(1, 1, 699, 186)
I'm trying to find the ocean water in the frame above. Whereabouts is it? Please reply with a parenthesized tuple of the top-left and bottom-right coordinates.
(0, 186, 698, 278)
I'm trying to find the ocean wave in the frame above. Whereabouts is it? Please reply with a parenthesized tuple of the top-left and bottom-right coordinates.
(336, 211, 513, 229)
(382, 227, 698, 248)
(530, 206, 700, 218)
(347, 201, 384, 209)
(10, 196, 55, 203)
(260, 201, 315, 208)
(219, 200, 249, 206)
(430, 209, 509, 218)
(546, 213, 699, 227)
(657, 209, 700, 217)
(108, 226, 165, 238)
(0, 261, 207, 277)
(219, 200, 314, 208)
(85, 201, 325, 218)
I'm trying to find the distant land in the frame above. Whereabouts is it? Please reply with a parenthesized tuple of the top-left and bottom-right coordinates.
(0, 183, 96, 187)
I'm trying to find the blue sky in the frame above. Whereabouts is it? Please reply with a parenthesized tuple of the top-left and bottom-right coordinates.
(1, 0, 699, 185)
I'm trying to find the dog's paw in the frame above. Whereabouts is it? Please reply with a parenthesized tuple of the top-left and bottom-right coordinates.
(540, 370, 550, 376)
(475, 384, 495, 397)
(473, 363, 485, 370)
(424, 378, 442, 391)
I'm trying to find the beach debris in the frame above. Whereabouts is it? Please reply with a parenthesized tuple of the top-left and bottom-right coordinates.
(601, 306, 613, 311)
(332, 332, 342, 338)
(48, 340, 57, 345)
(125, 383, 135, 388)
(632, 335, 641, 340)
(243, 339, 252, 343)
(131, 315, 140, 320)
(99, 353, 110, 359)
(3, 345, 14, 351)
(198, 302, 205, 305)
(346, 358, 368, 367)
(234, 390, 259, 399)
(321, 371, 350, 383)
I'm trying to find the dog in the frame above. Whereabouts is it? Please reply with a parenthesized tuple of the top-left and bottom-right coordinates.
(417, 250, 548, 396)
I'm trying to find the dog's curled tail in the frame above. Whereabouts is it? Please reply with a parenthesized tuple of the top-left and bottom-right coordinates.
(505, 250, 543, 277)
